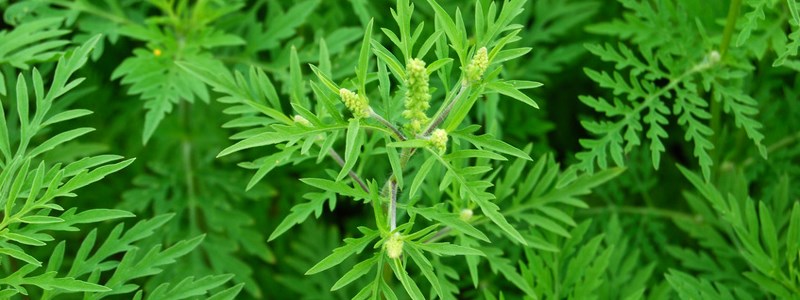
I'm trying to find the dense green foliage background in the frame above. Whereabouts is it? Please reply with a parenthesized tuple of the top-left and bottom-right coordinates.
(0, 0, 798, 299)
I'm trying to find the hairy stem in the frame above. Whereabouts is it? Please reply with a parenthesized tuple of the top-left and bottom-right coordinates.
(423, 83, 468, 136)
(328, 148, 370, 193)
(370, 109, 407, 141)
(389, 179, 398, 231)
(378, 82, 470, 236)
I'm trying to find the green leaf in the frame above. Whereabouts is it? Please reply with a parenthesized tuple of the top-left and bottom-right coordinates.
(1, 231, 46, 246)
(0, 247, 42, 266)
(389, 258, 425, 300)
(27, 128, 95, 158)
(386, 139, 429, 148)
(218, 125, 346, 157)
(71, 209, 136, 224)
(426, 0, 462, 60)
(757, 201, 779, 261)
(331, 254, 379, 291)
(245, 146, 298, 191)
(0, 95, 10, 160)
(16, 73, 29, 128)
(310, 64, 339, 94)
(787, 202, 800, 265)
(0, 17, 69, 69)
(425, 57, 453, 75)
(301, 178, 369, 200)
(41, 109, 93, 127)
(289, 46, 306, 108)
(451, 132, 531, 160)
(371, 40, 406, 79)
(147, 274, 235, 299)
(28, 272, 111, 292)
(207, 284, 245, 300)
(306, 229, 379, 275)
(358, 19, 374, 93)
(268, 195, 326, 241)
(486, 81, 540, 109)
(58, 158, 135, 192)
(405, 244, 444, 299)
(408, 205, 489, 242)
(415, 242, 485, 256)
(18, 215, 64, 224)
(337, 119, 361, 181)
(410, 155, 437, 199)
(387, 146, 404, 187)
(429, 150, 527, 245)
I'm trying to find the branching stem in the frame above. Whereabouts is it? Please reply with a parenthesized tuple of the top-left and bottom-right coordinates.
(423, 83, 469, 137)
(378, 82, 476, 239)
(328, 149, 370, 193)
(369, 109, 407, 141)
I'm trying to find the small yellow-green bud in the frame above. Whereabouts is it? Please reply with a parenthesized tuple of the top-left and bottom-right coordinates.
(293, 115, 312, 127)
(339, 88, 370, 119)
(429, 129, 448, 153)
(465, 47, 489, 84)
(402, 58, 431, 135)
(385, 233, 404, 259)
(460, 208, 473, 221)
(708, 50, 721, 64)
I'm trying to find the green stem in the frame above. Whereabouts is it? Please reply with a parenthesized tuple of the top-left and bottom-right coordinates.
(381, 83, 470, 236)
(713, 0, 742, 180)
(180, 102, 198, 236)
(741, 130, 800, 167)
(719, 0, 743, 59)
(710, 86, 722, 179)
(579, 206, 703, 224)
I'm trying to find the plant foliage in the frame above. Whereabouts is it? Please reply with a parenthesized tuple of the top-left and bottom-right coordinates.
(0, 0, 797, 299)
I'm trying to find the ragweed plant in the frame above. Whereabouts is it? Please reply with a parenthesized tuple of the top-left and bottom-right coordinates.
(181, 0, 622, 298)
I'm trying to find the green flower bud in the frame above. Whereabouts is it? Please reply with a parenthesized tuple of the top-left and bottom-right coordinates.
(340, 88, 370, 119)
(293, 115, 312, 127)
(385, 233, 404, 259)
(465, 47, 489, 84)
(429, 128, 448, 153)
(402, 58, 431, 135)
(460, 208, 473, 221)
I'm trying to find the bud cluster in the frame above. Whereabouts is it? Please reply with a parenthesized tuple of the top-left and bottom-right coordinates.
(339, 88, 370, 119)
(385, 233, 404, 259)
(293, 115, 312, 127)
(465, 47, 489, 84)
(429, 128, 448, 153)
(402, 58, 431, 134)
